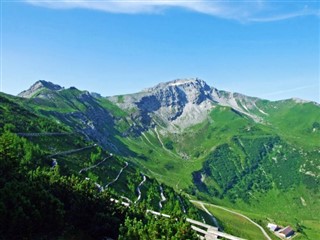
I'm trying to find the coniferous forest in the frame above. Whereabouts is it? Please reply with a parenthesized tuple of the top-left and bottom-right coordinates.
(0, 129, 198, 239)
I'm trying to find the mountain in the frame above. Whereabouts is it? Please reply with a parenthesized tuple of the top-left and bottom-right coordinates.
(108, 78, 216, 131)
(18, 80, 64, 98)
(107, 78, 269, 133)
(7, 78, 320, 239)
(0, 92, 202, 239)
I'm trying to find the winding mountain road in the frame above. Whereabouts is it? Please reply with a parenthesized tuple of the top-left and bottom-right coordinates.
(105, 162, 128, 188)
(159, 185, 167, 209)
(48, 144, 96, 157)
(79, 154, 113, 174)
(135, 174, 147, 204)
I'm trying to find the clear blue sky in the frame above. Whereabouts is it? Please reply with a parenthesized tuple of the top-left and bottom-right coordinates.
(1, 1, 319, 102)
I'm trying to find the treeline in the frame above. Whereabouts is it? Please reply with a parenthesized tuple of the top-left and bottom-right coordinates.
(0, 130, 198, 239)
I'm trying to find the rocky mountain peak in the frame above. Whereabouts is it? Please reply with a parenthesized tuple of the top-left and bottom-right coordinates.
(108, 78, 217, 132)
(142, 78, 214, 106)
(18, 80, 63, 98)
(145, 78, 210, 92)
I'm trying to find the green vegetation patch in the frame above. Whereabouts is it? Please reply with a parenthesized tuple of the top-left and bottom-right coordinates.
(204, 204, 267, 240)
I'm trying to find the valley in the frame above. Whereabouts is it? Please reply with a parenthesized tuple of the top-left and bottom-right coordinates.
(0, 78, 319, 239)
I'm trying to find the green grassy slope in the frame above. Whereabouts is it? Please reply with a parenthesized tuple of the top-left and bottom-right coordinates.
(0, 92, 201, 219)
(117, 104, 320, 238)
(255, 99, 319, 148)
(4, 87, 319, 239)
(192, 201, 269, 240)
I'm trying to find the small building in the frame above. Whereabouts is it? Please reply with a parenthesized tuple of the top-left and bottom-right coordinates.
(267, 223, 280, 232)
(279, 226, 294, 238)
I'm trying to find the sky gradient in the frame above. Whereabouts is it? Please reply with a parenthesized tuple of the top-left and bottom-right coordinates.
(1, 0, 319, 102)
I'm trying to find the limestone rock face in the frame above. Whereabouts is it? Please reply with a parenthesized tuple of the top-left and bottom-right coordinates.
(108, 78, 219, 132)
(107, 77, 275, 134)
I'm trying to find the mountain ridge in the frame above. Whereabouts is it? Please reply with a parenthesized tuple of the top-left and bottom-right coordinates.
(4, 78, 320, 239)
(18, 78, 316, 105)
(17, 78, 319, 141)
(18, 80, 64, 98)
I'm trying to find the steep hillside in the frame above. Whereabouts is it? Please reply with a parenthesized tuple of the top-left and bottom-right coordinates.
(0, 92, 204, 239)
(13, 79, 320, 239)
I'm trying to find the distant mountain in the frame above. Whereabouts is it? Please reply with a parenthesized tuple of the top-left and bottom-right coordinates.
(18, 80, 63, 98)
(12, 78, 320, 239)
(107, 78, 268, 132)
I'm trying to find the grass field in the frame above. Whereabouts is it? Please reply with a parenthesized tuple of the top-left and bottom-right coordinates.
(192, 201, 271, 240)
(192, 192, 320, 240)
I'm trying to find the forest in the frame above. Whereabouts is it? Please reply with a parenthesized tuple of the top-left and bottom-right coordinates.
(0, 129, 198, 239)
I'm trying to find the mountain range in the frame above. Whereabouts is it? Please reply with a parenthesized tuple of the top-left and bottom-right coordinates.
(1, 78, 319, 239)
